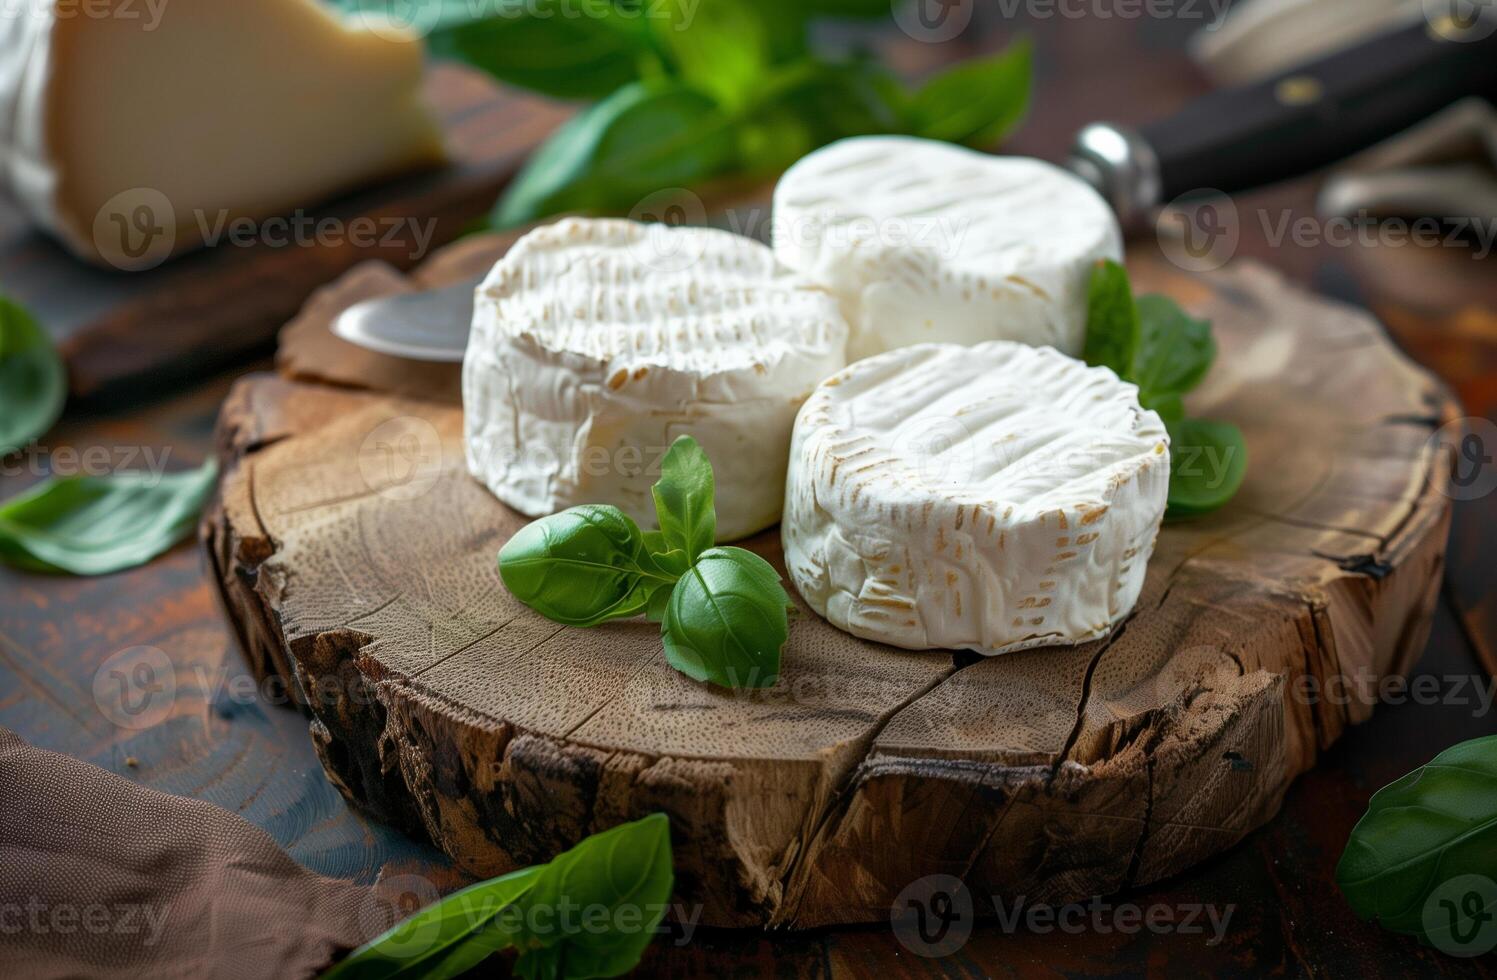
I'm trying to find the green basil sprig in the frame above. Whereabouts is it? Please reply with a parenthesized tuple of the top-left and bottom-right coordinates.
(412, 0, 1030, 226)
(1083, 259, 1246, 517)
(0, 294, 65, 457)
(327, 813, 673, 980)
(1337, 735, 1497, 950)
(0, 460, 218, 576)
(499, 436, 790, 688)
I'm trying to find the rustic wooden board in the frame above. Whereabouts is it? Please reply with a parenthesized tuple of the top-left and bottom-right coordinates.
(202, 235, 1456, 929)
(0, 64, 566, 403)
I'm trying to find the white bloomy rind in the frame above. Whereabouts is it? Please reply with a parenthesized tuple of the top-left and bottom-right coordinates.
(783, 342, 1169, 655)
(0, 0, 443, 266)
(465, 217, 849, 541)
(772, 135, 1122, 361)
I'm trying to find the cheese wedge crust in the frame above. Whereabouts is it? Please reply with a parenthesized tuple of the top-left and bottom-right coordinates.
(0, 0, 444, 267)
(783, 342, 1169, 655)
(465, 217, 849, 541)
(772, 135, 1122, 361)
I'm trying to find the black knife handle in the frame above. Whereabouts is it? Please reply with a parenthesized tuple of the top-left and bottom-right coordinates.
(1143, 16, 1497, 201)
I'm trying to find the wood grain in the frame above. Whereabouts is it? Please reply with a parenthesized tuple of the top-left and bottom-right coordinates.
(202, 238, 1457, 929)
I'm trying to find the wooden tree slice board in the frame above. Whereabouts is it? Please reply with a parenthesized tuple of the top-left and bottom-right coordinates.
(203, 236, 1456, 929)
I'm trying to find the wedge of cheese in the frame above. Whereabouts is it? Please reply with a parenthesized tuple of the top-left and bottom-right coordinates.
(783, 342, 1168, 655)
(0, 0, 444, 268)
(773, 136, 1121, 361)
(465, 217, 849, 541)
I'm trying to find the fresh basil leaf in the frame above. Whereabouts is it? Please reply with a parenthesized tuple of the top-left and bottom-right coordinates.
(427, 0, 657, 101)
(0, 295, 66, 457)
(651, 435, 715, 562)
(642, 531, 690, 578)
(329, 812, 674, 980)
(656, 0, 767, 108)
(645, 581, 673, 624)
(1083, 259, 1139, 381)
(495, 80, 735, 227)
(908, 38, 1032, 148)
(662, 547, 788, 688)
(1337, 735, 1497, 942)
(1165, 418, 1246, 517)
(0, 461, 217, 576)
(507, 812, 673, 979)
(498, 504, 678, 627)
(775, 59, 908, 146)
(1145, 392, 1186, 426)
(1133, 293, 1216, 403)
(323, 866, 542, 980)
(736, 104, 816, 175)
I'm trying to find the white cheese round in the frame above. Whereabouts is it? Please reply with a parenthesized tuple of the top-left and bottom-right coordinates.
(772, 136, 1122, 361)
(783, 341, 1169, 655)
(464, 217, 849, 541)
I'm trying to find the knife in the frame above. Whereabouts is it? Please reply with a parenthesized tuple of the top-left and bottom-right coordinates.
(335, 14, 1497, 363)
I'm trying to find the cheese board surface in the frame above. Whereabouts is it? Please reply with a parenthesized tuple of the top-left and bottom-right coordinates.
(204, 235, 1455, 928)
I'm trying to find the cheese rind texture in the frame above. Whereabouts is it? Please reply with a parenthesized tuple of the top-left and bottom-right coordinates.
(0, 0, 444, 267)
(464, 217, 849, 541)
(783, 342, 1169, 655)
(772, 136, 1122, 361)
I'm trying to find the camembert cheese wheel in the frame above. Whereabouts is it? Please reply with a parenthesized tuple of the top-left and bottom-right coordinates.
(465, 217, 849, 541)
(773, 136, 1122, 361)
(783, 341, 1169, 654)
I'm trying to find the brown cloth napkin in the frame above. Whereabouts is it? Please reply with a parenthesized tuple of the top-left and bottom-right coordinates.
(0, 726, 373, 979)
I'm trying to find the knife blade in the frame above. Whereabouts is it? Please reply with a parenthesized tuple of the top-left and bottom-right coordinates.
(335, 13, 1497, 363)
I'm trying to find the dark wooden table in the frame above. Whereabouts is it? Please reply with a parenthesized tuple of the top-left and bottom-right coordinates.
(3, 12, 1494, 978)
